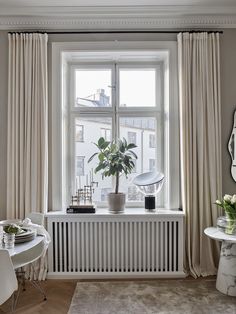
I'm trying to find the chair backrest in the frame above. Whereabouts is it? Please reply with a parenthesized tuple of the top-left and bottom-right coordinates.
(26, 212, 44, 226)
(0, 249, 18, 305)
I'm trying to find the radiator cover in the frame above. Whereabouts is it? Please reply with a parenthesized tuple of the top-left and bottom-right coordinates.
(46, 210, 185, 278)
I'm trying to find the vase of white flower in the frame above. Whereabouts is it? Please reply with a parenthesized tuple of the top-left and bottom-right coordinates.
(215, 194, 236, 235)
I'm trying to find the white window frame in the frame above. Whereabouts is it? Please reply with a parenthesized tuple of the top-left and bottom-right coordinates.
(51, 41, 179, 211)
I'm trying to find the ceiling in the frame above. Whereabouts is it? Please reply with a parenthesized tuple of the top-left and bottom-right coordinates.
(0, 0, 236, 6)
(0, 0, 236, 30)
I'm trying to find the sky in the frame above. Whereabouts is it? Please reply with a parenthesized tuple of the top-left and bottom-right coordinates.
(75, 69, 156, 107)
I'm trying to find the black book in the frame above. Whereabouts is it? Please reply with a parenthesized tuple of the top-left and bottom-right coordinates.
(66, 207, 96, 214)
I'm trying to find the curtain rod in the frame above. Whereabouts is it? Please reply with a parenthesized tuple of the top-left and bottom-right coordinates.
(8, 30, 224, 35)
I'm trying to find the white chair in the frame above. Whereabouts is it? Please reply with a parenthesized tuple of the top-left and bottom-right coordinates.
(25, 212, 44, 226)
(11, 239, 47, 301)
(0, 249, 18, 310)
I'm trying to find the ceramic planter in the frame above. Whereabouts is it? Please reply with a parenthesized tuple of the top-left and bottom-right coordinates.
(108, 193, 125, 213)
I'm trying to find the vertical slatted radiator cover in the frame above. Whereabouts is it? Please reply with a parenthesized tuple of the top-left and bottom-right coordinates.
(46, 210, 185, 278)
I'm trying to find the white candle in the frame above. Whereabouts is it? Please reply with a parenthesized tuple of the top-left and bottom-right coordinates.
(79, 176, 81, 189)
(86, 174, 88, 186)
(91, 168, 94, 182)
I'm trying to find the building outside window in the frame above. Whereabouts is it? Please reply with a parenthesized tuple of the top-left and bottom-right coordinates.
(149, 159, 156, 172)
(76, 156, 85, 176)
(127, 131, 137, 145)
(128, 186, 143, 201)
(101, 128, 111, 141)
(75, 124, 84, 142)
(131, 159, 137, 173)
(101, 188, 112, 201)
(149, 134, 156, 148)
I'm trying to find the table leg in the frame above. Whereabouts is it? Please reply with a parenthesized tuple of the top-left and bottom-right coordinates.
(216, 241, 236, 296)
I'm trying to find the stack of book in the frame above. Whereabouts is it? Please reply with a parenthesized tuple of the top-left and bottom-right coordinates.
(66, 204, 96, 214)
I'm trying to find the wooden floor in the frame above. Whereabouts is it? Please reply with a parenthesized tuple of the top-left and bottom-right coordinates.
(0, 280, 77, 314)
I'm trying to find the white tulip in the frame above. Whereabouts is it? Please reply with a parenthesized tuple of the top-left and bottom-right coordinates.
(231, 194, 236, 204)
(215, 200, 221, 205)
(223, 194, 232, 202)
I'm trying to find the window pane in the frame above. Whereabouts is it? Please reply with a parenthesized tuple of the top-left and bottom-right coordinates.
(74, 117, 112, 202)
(101, 128, 111, 141)
(76, 156, 84, 176)
(75, 124, 84, 142)
(75, 69, 112, 107)
(119, 117, 158, 202)
(119, 69, 156, 107)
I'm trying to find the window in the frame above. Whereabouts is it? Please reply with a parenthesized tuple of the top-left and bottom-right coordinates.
(75, 124, 84, 142)
(101, 128, 111, 141)
(149, 134, 155, 148)
(101, 188, 112, 202)
(128, 186, 143, 201)
(149, 159, 156, 172)
(76, 156, 85, 176)
(127, 132, 137, 145)
(52, 42, 179, 210)
(71, 65, 161, 204)
(131, 159, 137, 173)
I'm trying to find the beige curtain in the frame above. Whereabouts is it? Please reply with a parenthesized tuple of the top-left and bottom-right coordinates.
(178, 32, 222, 277)
(7, 33, 48, 219)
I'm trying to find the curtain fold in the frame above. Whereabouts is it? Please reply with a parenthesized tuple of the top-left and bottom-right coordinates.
(7, 33, 48, 219)
(178, 32, 222, 277)
(7, 33, 48, 280)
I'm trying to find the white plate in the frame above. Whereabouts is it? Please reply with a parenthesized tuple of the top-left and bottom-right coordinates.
(15, 228, 36, 238)
(15, 234, 36, 243)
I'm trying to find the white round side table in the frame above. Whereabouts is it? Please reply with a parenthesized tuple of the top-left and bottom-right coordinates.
(204, 227, 236, 297)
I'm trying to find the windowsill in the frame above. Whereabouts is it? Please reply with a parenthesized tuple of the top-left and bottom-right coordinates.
(45, 207, 185, 218)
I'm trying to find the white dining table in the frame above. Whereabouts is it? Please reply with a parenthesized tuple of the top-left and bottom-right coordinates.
(6, 235, 44, 257)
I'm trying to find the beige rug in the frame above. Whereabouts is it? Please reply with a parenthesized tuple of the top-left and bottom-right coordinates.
(68, 279, 236, 314)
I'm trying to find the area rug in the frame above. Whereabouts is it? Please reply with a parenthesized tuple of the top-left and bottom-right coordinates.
(68, 279, 236, 314)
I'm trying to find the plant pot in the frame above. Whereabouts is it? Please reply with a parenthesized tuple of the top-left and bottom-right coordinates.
(108, 193, 125, 213)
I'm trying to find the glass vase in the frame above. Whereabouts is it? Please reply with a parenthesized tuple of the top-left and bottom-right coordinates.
(3, 233, 15, 249)
(217, 215, 236, 235)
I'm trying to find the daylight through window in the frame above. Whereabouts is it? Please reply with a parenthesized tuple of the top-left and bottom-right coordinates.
(68, 57, 165, 206)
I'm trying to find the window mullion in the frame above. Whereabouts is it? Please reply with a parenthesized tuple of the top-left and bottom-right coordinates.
(113, 62, 118, 141)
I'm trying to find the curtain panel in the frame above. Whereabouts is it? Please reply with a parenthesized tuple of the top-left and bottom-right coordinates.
(178, 32, 222, 277)
(7, 33, 48, 219)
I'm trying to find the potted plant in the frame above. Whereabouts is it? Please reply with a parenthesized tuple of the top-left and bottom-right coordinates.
(88, 137, 137, 213)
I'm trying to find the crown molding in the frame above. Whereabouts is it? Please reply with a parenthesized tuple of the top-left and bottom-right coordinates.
(0, 5, 236, 30)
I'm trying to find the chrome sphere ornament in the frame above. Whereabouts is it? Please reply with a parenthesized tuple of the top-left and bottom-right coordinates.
(133, 172, 164, 212)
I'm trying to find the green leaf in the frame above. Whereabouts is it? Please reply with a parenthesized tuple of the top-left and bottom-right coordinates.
(98, 137, 105, 148)
(95, 163, 106, 172)
(98, 153, 104, 161)
(87, 152, 98, 163)
(129, 150, 138, 159)
(127, 143, 137, 149)
(100, 141, 110, 150)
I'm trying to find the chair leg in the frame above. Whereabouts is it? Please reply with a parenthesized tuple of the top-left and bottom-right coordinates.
(21, 267, 26, 291)
(30, 265, 47, 301)
(29, 280, 47, 301)
(11, 287, 20, 313)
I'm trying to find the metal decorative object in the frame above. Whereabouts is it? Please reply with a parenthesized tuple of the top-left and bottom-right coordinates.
(68, 175, 98, 213)
(133, 171, 164, 212)
(71, 181, 98, 206)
